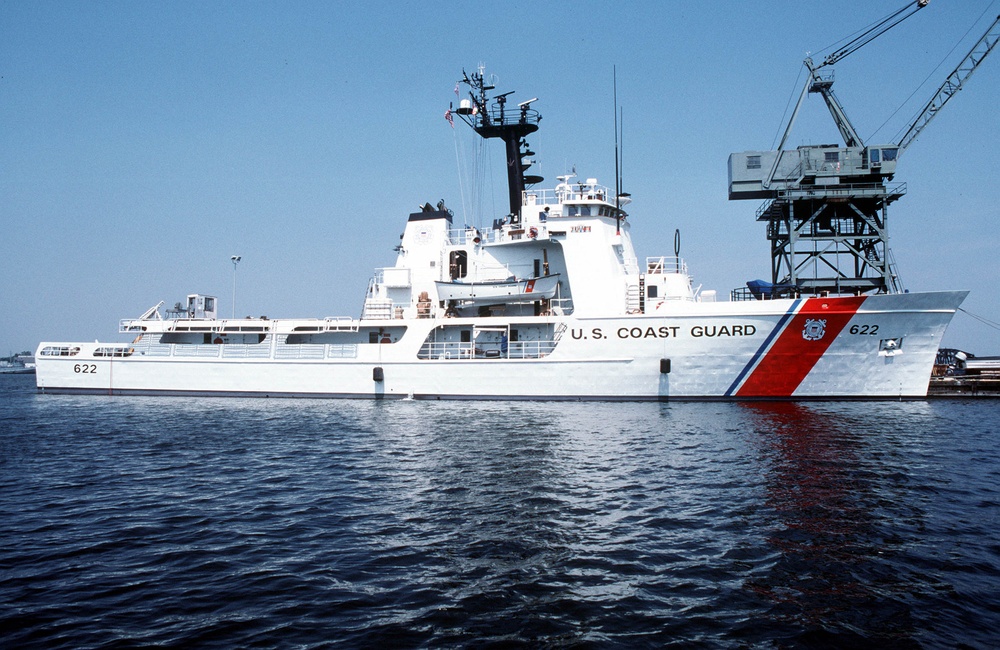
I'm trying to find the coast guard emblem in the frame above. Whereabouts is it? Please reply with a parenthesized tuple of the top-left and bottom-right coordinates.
(802, 318, 827, 341)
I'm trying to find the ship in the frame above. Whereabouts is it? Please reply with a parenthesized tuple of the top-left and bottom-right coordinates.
(1, 353, 35, 375)
(34, 68, 967, 400)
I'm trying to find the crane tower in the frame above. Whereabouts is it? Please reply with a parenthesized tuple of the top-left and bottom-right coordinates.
(728, 3, 1000, 299)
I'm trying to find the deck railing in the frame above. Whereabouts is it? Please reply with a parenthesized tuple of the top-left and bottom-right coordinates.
(645, 256, 687, 275)
(417, 338, 558, 360)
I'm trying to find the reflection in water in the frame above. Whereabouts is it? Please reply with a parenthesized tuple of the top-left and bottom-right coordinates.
(3, 382, 995, 648)
(362, 402, 643, 641)
(355, 401, 789, 644)
(739, 401, 919, 646)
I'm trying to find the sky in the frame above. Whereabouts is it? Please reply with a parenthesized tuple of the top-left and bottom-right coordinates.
(2, 0, 999, 355)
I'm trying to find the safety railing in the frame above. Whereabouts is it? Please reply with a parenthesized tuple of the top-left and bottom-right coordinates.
(274, 338, 325, 360)
(417, 338, 558, 360)
(221, 344, 272, 359)
(172, 345, 223, 358)
(327, 344, 359, 359)
(324, 317, 359, 331)
(645, 256, 687, 275)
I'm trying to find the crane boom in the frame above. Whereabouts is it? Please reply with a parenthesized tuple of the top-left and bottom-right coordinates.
(897, 14, 1000, 153)
(764, 2, 929, 187)
(822, 1, 928, 67)
(805, 58, 864, 148)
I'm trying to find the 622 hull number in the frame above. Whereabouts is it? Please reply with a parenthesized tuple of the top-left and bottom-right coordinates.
(73, 364, 97, 373)
(849, 324, 879, 335)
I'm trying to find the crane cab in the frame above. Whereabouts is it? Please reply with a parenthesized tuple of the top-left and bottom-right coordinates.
(865, 146, 898, 175)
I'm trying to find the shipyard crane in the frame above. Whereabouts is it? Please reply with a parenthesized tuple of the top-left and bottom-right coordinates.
(769, 0, 927, 170)
(728, 3, 1000, 298)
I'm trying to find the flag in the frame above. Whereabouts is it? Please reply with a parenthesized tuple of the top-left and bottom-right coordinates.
(454, 83, 460, 97)
(444, 109, 454, 128)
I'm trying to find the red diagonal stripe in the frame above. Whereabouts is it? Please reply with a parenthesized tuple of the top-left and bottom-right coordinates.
(736, 296, 866, 397)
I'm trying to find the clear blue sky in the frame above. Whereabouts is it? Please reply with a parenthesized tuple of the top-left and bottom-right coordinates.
(3, 1, 998, 355)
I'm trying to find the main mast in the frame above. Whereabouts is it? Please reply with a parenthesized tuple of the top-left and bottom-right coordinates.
(455, 68, 542, 223)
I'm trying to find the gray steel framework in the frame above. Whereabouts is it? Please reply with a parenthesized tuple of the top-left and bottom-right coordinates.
(758, 183, 905, 296)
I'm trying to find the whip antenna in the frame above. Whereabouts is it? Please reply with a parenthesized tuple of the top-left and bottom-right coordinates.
(614, 66, 621, 235)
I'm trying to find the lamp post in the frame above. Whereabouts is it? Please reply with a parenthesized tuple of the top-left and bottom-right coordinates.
(230, 255, 241, 319)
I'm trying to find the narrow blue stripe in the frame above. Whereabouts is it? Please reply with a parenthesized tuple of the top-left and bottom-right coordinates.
(725, 298, 802, 396)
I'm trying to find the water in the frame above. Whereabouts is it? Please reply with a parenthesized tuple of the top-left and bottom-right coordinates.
(2, 373, 998, 648)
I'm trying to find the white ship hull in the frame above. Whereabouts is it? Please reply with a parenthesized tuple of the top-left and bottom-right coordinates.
(34, 69, 971, 400)
(35, 291, 966, 400)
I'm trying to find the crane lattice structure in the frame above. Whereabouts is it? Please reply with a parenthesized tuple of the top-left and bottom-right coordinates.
(727, 2, 1000, 299)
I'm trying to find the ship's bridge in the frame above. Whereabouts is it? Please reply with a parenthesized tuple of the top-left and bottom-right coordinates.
(522, 177, 630, 220)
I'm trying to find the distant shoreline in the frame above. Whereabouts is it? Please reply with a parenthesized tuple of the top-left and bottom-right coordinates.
(929, 376, 1000, 398)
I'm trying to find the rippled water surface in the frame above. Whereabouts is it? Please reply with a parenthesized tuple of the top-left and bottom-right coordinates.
(2, 373, 999, 648)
